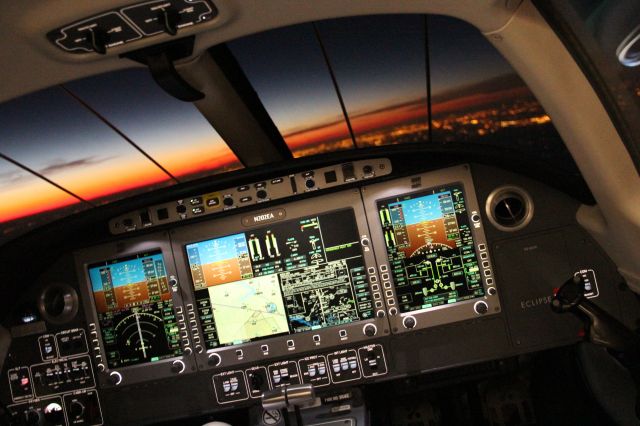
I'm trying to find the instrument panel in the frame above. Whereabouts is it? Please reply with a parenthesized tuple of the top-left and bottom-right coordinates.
(11, 160, 630, 424)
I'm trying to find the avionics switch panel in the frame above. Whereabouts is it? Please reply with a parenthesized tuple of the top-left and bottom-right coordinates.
(109, 158, 392, 235)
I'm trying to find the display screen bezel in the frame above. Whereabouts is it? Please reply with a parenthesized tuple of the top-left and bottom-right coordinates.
(183, 207, 375, 349)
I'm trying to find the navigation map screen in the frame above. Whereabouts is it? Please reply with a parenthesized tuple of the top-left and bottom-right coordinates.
(377, 184, 484, 313)
(185, 209, 374, 348)
(88, 250, 182, 368)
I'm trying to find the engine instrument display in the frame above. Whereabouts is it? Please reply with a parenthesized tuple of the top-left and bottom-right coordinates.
(377, 184, 484, 313)
(185, 209, 374, 348)
(88, 250, 182, 368)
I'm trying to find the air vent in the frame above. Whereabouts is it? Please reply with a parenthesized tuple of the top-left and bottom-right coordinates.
(38, 283, 79, 325)
(485, 186, 534, 232)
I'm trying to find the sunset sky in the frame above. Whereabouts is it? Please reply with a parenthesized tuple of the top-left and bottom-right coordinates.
(0, 14, 542, 241)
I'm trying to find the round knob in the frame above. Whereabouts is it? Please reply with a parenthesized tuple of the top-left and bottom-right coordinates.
(471, 213, 481, 223)
(305, 179, 315, 189)
(487, 287, 497, 296)
(363, 165, 373, 175)
(474, 301, 489, 315)
(208, 352, 222, 367)
(195, 345, 204, 354)
(96, 363, 105, 372)
(69, 401, 85, 419)
(389, 307, 398, 316)
(376, 310, 386, 318)
(171, 359, 186, 374)
(256, 189, 267, 199)
(109, 371, 122, 386)
(43, 402, 64, 423)
(183, 347, 193, 356)
(176, 204, 187, 214)
(26, 409, 41, 425)
(363, 323, 377, 337)
(402, 315, 417, 329)
(223, 197, 234, 207)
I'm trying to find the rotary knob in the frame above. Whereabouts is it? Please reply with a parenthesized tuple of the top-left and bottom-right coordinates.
(474, 301, 489, 315)
(363, 323, 378, 337)
(208, 352, 222, 367)
(402, 315, 417, 329)
(171, 359, 186, 374)
(109, 371, 122, 386)
(69, 400, 85, 419)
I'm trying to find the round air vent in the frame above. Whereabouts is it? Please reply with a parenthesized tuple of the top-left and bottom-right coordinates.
(38, 283, 79, 325)
(485, 186, 534, 232)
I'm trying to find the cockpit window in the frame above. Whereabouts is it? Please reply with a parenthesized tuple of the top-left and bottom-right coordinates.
(0, 70, 242, 243)
(535, 0, 640, 167)
(227, 14, 566, 158)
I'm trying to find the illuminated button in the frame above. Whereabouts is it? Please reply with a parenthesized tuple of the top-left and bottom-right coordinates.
(176, 306, 183, 314)
(236, 349, 243, 359)
(187, 304, 194, 311)
(308, 366, 317, 377)
(182, 338, 190, 347)
(368, 267, 376, 274)
(484, 269, 492, 277)
(318, 364, 326, 375)
(95, 354, 102, 361)
(387, 298, 395, 306)
(177, 314, 185, 322)
(369, 276, 378, 283)
(255, 181, 267, 189)
(482, 261, 490, 268)
(373, 293, 381, 300)
(385, 290, 393, 297)
(486, 278, 494, 285)
(193, 336, 201, 344)
(230, 377, 239, 391)
(349, 359, 358, 370)
(478, 244, 487, 251)
(375, 301, 383, 308)
(261, 345, 269, 353)
(287, 340, 295, 349)
(189, 197, 203, 205)
(381, 273, 389, 281)
(223, 380, 231, 392)
(372, 284, 380, 292)
(272, 373, 281, 384)
(332, 359, 340, 373)
(383, 281, 392, 289)
(237, 185, 250, 192)
(192, 206, 204, 215)
(89, 323, 96, 331)
(240, 196, 252, 203)
(179, 323, 186, 330)
(339, 330, 347, 338)
(271, 177, 284, 185)
(90, 330, 98, 338)
(189, 320, 197, 328)
(280, 368, 289, 380)
(302, 171, 314, 178)
(313, 335, 321, 343)
(380, 265, 388, 272)
(480, 252, 488, 260)
(206, 197, 220, 207)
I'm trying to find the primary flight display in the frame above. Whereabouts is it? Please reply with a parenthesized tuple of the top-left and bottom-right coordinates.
(377, 184, 485, 313)
(88, 250, 182, 368)
(185, 209, 374, 348)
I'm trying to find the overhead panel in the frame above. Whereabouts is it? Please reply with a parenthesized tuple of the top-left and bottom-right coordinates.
(427, 16, 558, 151)
(228, 24, 354, 158)
(65, 68, 243, 182)
(0, 158, 87, 244)
(0, 86, 174, 204)
(316, 15, 429, 147)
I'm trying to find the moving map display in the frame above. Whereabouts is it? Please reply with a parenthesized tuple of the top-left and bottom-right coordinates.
(377, 184, 484, 313)
(88, 250, 182, 368)
(185, 209, 373, 348)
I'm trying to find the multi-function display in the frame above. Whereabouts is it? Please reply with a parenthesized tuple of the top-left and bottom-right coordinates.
(185, 209, 373, 349)
(88, 250, 182, 368)
(377, 184, 484, 313)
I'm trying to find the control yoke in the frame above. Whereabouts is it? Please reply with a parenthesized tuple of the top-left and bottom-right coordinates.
(552, 275, 640, 416)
